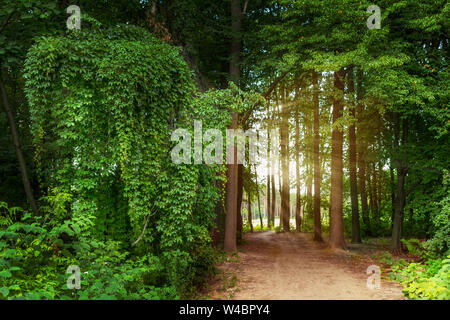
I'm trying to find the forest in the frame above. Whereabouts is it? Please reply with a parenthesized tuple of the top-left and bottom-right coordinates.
(0, 0, 449, 301)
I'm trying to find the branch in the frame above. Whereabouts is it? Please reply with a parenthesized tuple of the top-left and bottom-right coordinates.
(243, 0, 249, 14)
(131, 207, 156, 247)
(240, 68, 292, 126)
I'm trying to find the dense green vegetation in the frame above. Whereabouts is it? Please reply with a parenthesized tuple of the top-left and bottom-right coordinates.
(0, 0, 448, 300)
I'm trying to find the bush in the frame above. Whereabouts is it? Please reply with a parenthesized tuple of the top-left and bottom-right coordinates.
(378, 251, 450, 300)
(393, 257, 450, 300)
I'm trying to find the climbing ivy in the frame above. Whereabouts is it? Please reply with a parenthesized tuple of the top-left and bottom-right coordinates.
(21, 22, 262, 297)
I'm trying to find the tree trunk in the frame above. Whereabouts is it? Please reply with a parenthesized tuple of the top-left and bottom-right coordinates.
(280, 86, 290, 232)
(224, 0, 242, 253)
(266, 102, 272, 228)
(356, 69, 370, 234)
(0, 74, 39, 216)
(367, 163, 374, 222)
(390, 165, 395, 231)
(372, 161, 379, 222)
(277, 100, 282, 226)
(271, 91, 277, 227)
(312, 71, 323, 241)
(392, 114, 408, 251)
(347, 67, 361, 243)
(255, 166, 263, 230)
(329, 69, 346, 249)
(377, 160, 383, 219)
(295, 88, 302, 232)
(271, 165, 276, 227)
(229, 0, 241, 85)
(236, 164, 244, 242)
(247, 191, 253, 233)
(224, 113, 239, 252)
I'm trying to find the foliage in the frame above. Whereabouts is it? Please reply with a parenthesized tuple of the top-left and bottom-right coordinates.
(376, 251, 450, 300)
(391, 257, 450, 300)
(19, 24, 220, 298)
(17, 20, 263, 299)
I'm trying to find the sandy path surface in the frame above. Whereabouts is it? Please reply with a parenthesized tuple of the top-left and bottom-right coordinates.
(229, 231, 405, 300)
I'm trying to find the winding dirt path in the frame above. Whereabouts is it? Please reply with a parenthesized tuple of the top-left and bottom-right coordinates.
(227, 231, 405, 300)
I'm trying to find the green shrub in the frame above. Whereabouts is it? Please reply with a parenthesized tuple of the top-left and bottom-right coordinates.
(380, 250, 450, 300)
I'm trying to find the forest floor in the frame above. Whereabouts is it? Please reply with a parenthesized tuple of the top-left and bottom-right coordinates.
(203, 231, 406, 300)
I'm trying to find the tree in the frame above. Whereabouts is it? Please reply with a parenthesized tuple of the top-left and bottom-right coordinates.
(224, 0, 242, 252)
(347, 66, 361, 243)
(356, 70, 371, 234)
(247, 190, 253, 233)
(312, 71, 323, 242)
(280, 85, 290, 232)
(329, 69, 346, 250)
(0, 0, 62, 215)
(266, 102, 272, 228)
(294, 85, 302, 232)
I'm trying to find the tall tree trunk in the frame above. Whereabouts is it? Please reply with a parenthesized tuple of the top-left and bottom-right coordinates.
(347, 67, 361, 243)
(224, 0, 242, 253)
(247, 191, 253, 233)
(266, 101, 272, 228)
(306, 118, 313, 218)
(372, 161, 379, 222)
(329, 69, 346, 249)
(392, 114, 408, 251)
(277, 100, 282, 226)
(367, 163, 374, 221)
(295, 88, 302, 232)
(0, 74, 39, 216)
(312, 71, 323, 241)
(236, 164, 244, 242)
(229, 0, 241, 85)
(271, 163, 276, 227)
(255, 166, 263, 230)
(356, 69, 370, 234)
(271, 91, 277, 227)
(280, 86, 290, 232)
(267, 172, 271, 227)
(390, 164, 395, 231)
(224, 113, 239, 252)
(377, 160, 383, 219)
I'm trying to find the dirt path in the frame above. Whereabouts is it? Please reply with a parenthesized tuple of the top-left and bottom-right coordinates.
(221, 231, 405, 300)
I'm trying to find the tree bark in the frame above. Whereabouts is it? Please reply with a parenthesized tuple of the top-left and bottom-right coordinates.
(255, 166, 263, 230)
(236, 164, 244, 242)
(329, 69, 346, 249)
(266, 102, 272, 228)
(372, 161, 380, 222)
(356, 69, 370, 234)
(377, 160, 383, 219)
(367, 163, 375, 223)
(280, 86, 290, 232)
(347, 67, 361, 243)
(277, 100, 282, 226)
(392, 114, 408, 251)
(271, 162, 276, 227)
(247, 191, 253, 233)
(390, 164, 395, 231)
(229, 0, 241, 85)
(272, 91, 277, 227)
(312, 71, 323, 241)
(224, 0, 242, 253)
(295, 87, 302, 232)
(224, 113, 239, 252)
(0, 74, 39, 216)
